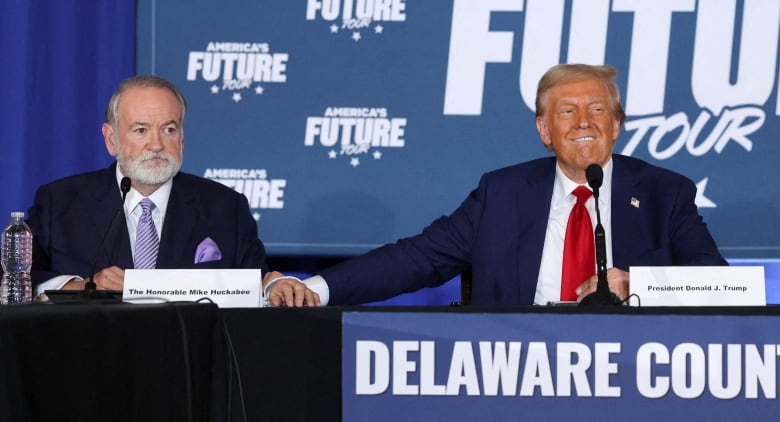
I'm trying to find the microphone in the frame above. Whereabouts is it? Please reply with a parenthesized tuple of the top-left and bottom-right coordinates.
(84, 176, 132, 297)
(579, 164, 620, 306)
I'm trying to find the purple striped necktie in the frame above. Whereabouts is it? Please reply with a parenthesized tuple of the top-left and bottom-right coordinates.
(134, 198, 159, 269)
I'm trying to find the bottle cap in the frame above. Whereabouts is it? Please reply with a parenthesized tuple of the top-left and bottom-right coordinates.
(10, 212, 24, 219)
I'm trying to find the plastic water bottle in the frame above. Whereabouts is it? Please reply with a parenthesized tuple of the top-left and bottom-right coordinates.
(1, 212, 33, 304)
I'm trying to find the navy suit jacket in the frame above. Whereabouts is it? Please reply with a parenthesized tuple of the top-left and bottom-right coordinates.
(27, 163, 268, 287)
(322, 155, 727, 305)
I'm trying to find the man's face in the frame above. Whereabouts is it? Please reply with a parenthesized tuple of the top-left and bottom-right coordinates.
(535, 78, 621, 183)
(102, 86, 184, 189)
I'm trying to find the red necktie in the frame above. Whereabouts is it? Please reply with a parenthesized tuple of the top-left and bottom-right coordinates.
(561, 186, 595, 301)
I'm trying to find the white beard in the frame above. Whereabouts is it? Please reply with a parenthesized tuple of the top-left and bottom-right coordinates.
(117, 149, 182, 186)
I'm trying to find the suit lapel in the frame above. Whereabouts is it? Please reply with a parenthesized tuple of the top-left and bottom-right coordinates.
(610, 156, 643, 270)
(91, 163, 133, 269)
(515, 159, 555, 303)
(157, 175, 199, 268)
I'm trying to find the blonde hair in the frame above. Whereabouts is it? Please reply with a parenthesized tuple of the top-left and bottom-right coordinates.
(535, 64, 625, 124)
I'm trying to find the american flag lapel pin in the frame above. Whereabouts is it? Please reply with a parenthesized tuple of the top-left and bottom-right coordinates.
(630, 197, 640, 208)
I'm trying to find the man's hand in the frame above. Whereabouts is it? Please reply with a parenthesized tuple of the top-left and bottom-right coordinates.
(575, 267, 629, 302)
(263, 271, 321, 307)
(63, 266, 125, 290)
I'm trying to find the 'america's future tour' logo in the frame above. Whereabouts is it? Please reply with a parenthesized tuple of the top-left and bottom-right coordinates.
(186, 41, 289, 103)
(305, 107, 407, 167)
(306, 0, 407, 42)
(204, 168, 286, 221)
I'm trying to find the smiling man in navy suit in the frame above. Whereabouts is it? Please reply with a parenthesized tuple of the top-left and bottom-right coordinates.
(266, 63, 726, 307)
(28, 75, 318, 305)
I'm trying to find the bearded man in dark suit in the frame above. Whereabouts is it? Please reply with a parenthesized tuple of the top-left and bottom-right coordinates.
(28, 75, 317, 306)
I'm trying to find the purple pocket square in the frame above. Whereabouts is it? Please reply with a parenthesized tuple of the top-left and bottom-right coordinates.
(195, 237, 222, 263)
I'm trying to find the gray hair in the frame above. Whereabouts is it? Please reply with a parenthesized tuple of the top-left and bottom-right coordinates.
(104, 75, 187, 131)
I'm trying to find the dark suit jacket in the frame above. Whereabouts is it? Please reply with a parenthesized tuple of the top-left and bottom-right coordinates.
(27, 163, 268, 287)
(322, 154, 727, 305)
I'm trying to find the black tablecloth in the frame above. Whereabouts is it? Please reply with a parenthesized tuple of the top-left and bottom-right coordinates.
(0, 302, 220, 422)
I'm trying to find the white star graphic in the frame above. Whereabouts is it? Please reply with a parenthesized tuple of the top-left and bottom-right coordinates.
(352, 31, 361, 41)
(232, 92, 242, 103)
(328, 150, 337, 159)
(255, 85, 264, 95)
(330, 24, 339, 33)
(695, 178, 717, 208)
(373, 150, 382, 159)
(252, 212, 261, 221)
(375, 24, 384, 34)
(210, 85, 220, 94)
(350, 157, 360, 167)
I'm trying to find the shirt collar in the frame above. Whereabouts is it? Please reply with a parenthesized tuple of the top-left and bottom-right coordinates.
(115, 165, 173, 216)
(552, 158, 613, 208)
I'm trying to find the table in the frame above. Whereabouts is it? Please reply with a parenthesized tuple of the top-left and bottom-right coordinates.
(4, 304, 780, 421)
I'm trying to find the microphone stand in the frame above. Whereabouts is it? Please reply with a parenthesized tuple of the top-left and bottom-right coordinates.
(580, 165, 620, 306)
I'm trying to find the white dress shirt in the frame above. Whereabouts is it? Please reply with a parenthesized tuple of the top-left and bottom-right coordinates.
(124, 179, 171, 257)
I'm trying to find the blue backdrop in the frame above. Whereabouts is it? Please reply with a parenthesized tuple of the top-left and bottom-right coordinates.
(135, 0, 780, 260)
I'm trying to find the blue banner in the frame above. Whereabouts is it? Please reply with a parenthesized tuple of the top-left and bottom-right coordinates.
(136, 0, 780, 259)
(343, 311, 780, 421)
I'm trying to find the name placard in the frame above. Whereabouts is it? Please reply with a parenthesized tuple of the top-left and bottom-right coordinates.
(629, 266, 765, 306)
(123, 269, 263, 308)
